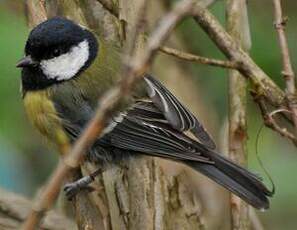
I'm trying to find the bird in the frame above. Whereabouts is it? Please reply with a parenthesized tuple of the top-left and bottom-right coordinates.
(17, 17, 273, 210)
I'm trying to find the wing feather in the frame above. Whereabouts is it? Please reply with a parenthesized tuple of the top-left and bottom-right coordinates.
(144, 74, 216, 149)
(100, 102, 213, 163)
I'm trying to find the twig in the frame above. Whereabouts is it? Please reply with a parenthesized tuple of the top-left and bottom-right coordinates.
(20, 1, 196, 229)
(159, 45, 239, 69)
(272, 0, 297, 134)
(266, 112, 297, 146)
(0, 188, 76, 229)
(96, 0, 119, 17)
(191, 2, 297, 147)
(226, 0, 250, 229)
(191, 3, 286, 108)
(254, 94, 297, 146)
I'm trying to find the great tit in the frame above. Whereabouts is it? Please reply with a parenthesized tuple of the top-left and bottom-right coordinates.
(17, 17, 272, 210)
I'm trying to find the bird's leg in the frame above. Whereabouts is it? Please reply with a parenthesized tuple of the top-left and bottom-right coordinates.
(64, 168, 101, 200)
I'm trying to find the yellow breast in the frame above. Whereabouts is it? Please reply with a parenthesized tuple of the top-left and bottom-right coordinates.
(23, 90, 70, 154)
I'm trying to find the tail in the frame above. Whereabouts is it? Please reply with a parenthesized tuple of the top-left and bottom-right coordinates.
(184, 150, 273, 210)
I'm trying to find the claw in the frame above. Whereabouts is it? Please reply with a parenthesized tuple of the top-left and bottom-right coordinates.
(64, 182, 80, 201)
(63, 169, 101, 200)
(64, 182, 95, 200)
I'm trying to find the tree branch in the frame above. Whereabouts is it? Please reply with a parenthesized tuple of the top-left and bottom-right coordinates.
(272, 0, 297, 134)
(159, 45, 239, 69)
(226, 0, 250, 229)
(0, 188, 76, 230)
(21, 1, 197, 229)
(254, 94, 297, 146)
(192, 3, 286, 108)
(191, 1, 297, 148)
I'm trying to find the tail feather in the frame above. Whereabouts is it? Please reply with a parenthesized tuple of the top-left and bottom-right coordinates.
(184, 150, 273, 210)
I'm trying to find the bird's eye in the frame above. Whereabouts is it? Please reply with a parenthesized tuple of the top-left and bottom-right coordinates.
(52, 48, 61, 57)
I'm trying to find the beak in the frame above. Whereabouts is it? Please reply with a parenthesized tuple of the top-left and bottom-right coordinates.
(16, 56, 38, 68)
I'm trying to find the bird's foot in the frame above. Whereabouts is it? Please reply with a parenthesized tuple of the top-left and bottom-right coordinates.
(64, 182, 94, 200)
(63, 169, 101, 200)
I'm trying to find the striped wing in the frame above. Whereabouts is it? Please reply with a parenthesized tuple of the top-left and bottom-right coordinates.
(99, 101, 213, 163)
(143, 75, 216, 149)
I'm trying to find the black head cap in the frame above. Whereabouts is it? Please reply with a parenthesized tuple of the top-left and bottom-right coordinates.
(19, 17, 98, 91)
(25, 17, 96, 60)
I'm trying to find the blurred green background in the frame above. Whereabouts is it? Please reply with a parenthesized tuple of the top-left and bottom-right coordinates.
(0, 1, 296, 229)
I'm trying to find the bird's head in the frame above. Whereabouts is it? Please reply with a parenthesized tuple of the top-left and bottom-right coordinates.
(17, 17, 98, 90)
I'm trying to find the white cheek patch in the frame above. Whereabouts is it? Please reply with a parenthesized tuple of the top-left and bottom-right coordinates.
(40, 40, 89, 81)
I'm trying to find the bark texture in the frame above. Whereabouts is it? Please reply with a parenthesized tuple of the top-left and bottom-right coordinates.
(226, 0, 250, 229)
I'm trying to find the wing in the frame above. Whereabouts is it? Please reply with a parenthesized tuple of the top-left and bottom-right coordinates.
(99, 101, 213, 163)
(143, 75, 216, 149)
